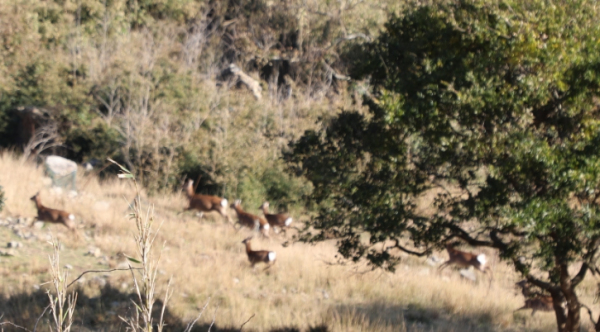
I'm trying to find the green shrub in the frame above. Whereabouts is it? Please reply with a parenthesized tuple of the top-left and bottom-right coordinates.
(176, 149, 226, 197)
(64, 123, 122, 163)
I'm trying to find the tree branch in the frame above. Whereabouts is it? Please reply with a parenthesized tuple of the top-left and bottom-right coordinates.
(571, 263, 589, 287)
(442, 222, 494, 247)
(386, 238, 429, 257)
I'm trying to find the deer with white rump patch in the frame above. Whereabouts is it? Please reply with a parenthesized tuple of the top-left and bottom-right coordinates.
(259, 201, 292, 233)
(181, 179, 231, 222)
(438, 243, 493, 288)
(231, 200, 270, 238)
(30, 192, 77, 232)
(241, 237, 276, 269)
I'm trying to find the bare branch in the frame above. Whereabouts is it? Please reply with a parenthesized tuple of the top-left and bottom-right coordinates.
(443, 223, 494, 247)
(239, 314, 255, 332)
(207, 306, 217, 332)
(67, 268, 143, 289)
(571, 263, 589, 287)
(33, 304, 51, 332)
(0, 321, 31, 331)
(385, 238, 429, 257)
(22, 122, 61, 161)
(581, 303, 597, 326)
(183, 297, 211, 332)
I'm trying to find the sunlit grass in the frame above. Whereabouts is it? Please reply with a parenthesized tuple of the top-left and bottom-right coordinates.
(0, 151, 593, 331)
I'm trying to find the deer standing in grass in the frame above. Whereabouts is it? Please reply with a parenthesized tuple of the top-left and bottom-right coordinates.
(30, 192, 77, 232)
(182, 179, 231, 222)
(241, 237, 276, 270)
(258, 201, 292, 233)
(438, 243, 493, 287)
(231, 200, 270, 238)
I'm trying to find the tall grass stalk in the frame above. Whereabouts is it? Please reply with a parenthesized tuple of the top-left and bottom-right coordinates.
(111, 159, 171, 332)
(47, 240, 77, 332)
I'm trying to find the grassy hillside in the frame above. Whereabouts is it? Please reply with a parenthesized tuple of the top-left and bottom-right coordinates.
(0, 151, 596, 331)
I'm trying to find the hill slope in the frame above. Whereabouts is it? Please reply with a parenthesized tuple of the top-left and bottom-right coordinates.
(0, 152, 589, 331)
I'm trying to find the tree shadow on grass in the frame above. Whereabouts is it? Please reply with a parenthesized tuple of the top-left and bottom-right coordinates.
(0, 285, 329, 332)
(334, 302, 498, 332)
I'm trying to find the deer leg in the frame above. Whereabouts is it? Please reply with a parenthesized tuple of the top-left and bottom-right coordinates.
(531, 309, 536, 317)
(178, 206, 194, 216)
(438, 261, 450, 272)
(483, 268, 493, 292)
(219, 208, 232, 223)
(233, 222, 241, 232)
(513, 306, 526, 314)
(261, 228, 270, 239)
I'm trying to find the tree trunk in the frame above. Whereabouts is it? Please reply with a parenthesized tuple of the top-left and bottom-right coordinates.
(550, 288, 568, 332)
(558, 262, 581, 332)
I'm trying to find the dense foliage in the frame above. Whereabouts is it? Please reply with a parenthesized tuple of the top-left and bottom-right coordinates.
(286, 1, 600, 331)
(0, 0, 393, 202)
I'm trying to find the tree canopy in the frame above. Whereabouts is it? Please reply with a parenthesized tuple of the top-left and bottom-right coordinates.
(286, 1, 600, 331)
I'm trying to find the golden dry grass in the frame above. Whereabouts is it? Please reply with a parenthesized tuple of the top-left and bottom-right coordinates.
(0, 151, 597, 331)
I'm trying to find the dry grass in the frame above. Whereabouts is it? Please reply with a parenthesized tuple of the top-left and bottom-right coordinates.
(0, 151, 598, 331)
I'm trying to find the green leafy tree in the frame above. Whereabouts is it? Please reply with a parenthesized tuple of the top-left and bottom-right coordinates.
(286, 1, 600, 331)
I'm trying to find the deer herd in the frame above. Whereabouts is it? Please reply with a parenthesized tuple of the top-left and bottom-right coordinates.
(25, 179, 551, 316)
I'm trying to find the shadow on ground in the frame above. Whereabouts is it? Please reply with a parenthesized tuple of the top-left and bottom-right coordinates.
(334, 301, 497, 332)
(0, 285, 328, 332)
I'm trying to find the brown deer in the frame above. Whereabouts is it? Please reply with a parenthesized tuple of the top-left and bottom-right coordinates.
(231, 200, 270, 238)
(514, 280, 556, 316)
(181, 179, 231, 222)
(514, 296, 554, 316)
(258, 201, 292, 233)
(438, 243, 493, 287)
(241, 237, 276, 269)
(30, 192, 77, 232)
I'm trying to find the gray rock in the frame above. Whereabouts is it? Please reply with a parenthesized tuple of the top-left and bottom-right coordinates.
(460, 268, 477, 282)
(426, 255, 442, 266)
(7, 241, 22, 249)
(86, 247, 102, 258)
(45, 155, 77, 177)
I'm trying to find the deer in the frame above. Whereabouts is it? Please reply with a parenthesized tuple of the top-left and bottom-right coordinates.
(231, 200, 270, 238)
(438, 243, 493, 288)
(514, 280, 556, 316)
(181, 179, 231, 222)
(514, 296, 554, 316)
(258, 201, 293, 233)
(241, 237, 276, 270)
(30, 192, 77, 233)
